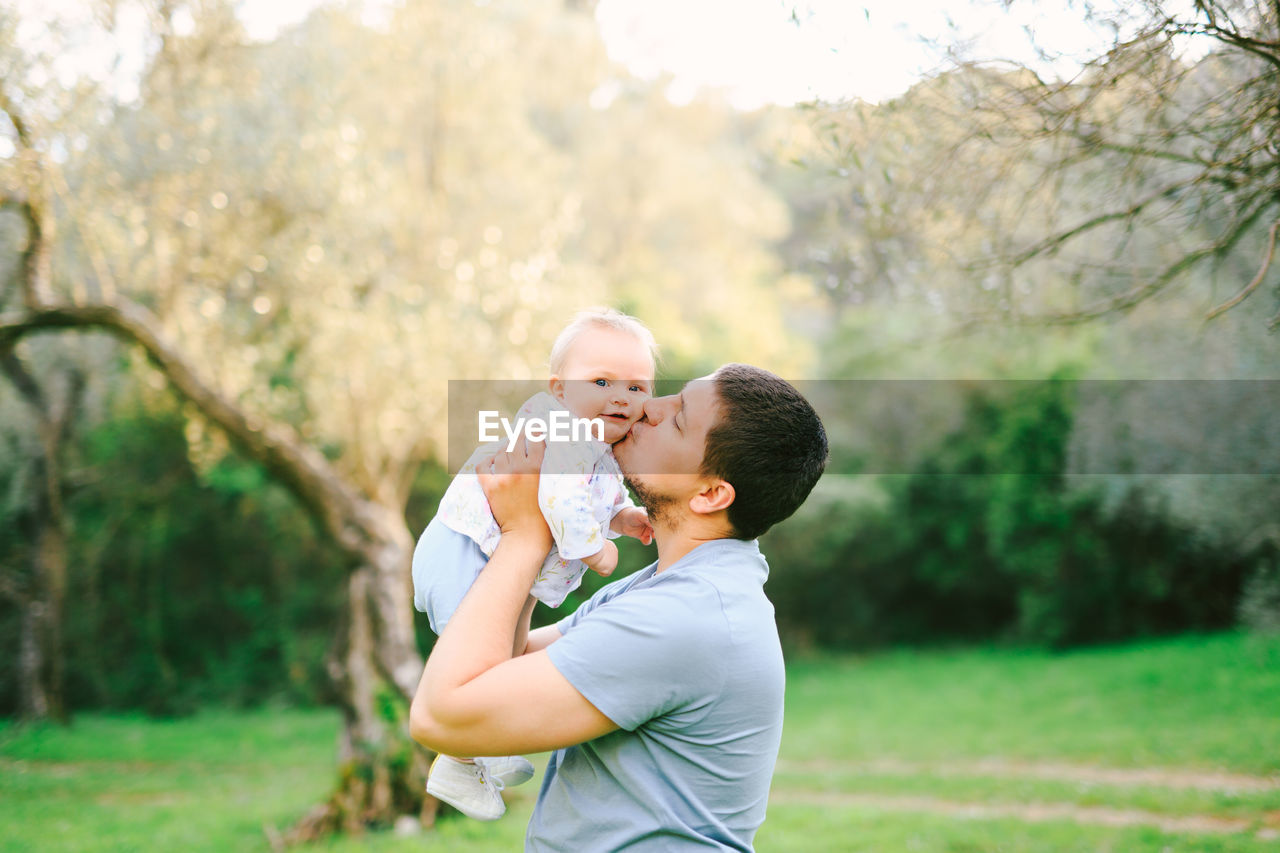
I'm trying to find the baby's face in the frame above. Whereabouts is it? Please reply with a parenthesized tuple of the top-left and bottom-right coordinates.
(551, 326, 654, 444)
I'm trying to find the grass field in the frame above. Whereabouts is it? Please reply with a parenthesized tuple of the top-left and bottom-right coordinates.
(3, 631, 1279, 852)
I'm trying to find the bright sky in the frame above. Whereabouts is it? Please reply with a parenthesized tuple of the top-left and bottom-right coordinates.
(14, 0, 1208, 110)
(594, 0, 1126, 108)
(240, 0, 1132, 107)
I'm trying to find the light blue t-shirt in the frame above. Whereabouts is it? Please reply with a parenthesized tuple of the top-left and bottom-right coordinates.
(528, 538, 785, 852)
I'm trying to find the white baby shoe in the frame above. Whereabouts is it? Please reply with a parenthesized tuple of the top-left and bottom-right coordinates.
(426, 754, 506, 821)
(476, 755, 535, 787)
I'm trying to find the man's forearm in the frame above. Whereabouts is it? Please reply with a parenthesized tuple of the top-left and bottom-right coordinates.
(418, 533, 546, 709)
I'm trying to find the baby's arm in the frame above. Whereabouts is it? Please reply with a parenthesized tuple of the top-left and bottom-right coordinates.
(610, 506, 653, 546)
(579, 540, 618, 577)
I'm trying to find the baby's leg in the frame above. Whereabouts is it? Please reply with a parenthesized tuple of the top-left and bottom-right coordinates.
(411, 518, 489, 633)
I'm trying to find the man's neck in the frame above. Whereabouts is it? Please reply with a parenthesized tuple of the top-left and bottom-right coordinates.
(652, 516, 734, 573)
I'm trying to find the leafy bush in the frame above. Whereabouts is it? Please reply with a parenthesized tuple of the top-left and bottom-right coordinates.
(0, 403, 351, 716)
(765, 379, 1260, 650)
(1238, 552, 1280, 634)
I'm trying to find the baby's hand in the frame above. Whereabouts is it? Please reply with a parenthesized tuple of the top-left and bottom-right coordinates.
(610, 506, 653, 546)
(582, 540, 618, 578)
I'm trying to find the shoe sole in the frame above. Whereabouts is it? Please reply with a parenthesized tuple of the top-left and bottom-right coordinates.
(425, 781, 505, 821)
(427, 757, 506, 821)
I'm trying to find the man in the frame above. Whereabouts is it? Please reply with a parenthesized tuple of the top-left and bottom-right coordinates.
(410, 363, 828, 850)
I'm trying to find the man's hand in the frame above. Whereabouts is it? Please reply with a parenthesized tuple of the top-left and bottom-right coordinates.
(478, 435, 551, 553)
(610, 506, 653, 546)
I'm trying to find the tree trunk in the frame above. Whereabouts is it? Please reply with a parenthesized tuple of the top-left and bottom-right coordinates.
(30, 498, 70, 722)
(274, 497, 440, 842)
(9, 455, 70, 723)
(17, 594, 50, 719)
(279, 563, 440, 844)
(3, 352, 79, 723)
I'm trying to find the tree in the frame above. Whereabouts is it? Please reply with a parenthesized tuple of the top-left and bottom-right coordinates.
(807, 0, 1280, 329)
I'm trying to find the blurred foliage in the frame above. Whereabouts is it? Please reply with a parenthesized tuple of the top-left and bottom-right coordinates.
(789, 3, 1280, 329)
(763, 12, 1280, 652)
(764, 378, 1266, 650)
(0, 387, 351, 715)
(1239, 556, 1280, 635)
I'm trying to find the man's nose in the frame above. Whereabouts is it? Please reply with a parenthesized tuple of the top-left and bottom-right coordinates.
(641, 395, 674, 422)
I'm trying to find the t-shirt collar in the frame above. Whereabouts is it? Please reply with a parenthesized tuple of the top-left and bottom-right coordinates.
(657, 537, 768, 582)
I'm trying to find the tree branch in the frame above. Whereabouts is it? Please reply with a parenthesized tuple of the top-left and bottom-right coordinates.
(1066, 134, 1207, 169)
(967, 197, 1275, 327)
(0, 89, 54, 307)
(0, 350, 46, 412)
(48, 367, 84, 447)
(0, 300, 386, 557)
(1175, 21, 1280, 72)
(1009, 176, 1204, 267)
(1206, 219, 1280, 321)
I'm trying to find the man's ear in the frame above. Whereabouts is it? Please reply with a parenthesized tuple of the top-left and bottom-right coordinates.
(549, 375, 566, 403)
(689, 479, 734, 516)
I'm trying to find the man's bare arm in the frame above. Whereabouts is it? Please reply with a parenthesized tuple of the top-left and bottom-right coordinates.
(412, 646, 616, 757)
(409, 438, 615, 756)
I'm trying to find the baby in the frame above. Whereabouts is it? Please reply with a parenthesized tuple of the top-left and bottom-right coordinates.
(412, 307, 656, 820)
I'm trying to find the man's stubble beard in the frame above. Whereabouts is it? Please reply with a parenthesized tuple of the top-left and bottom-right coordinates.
(624, 475, 680, 530)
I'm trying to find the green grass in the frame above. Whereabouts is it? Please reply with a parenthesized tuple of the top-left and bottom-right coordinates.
(0, 709, 341, 852)
(756, 804, 1274, 853)
(781, 631, 1280, 773)
(767, 767, 1280, 820)
(3, 631, 1278, 852)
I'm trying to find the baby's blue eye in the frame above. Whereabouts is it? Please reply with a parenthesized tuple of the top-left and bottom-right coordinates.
(629, 385, 644, 393)
(594, 379, 608, 387)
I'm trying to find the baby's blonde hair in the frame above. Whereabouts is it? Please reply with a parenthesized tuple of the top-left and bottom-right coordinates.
(549, 307, 658, 375)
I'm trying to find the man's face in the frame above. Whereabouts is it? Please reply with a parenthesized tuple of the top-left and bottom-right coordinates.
(613, 376, 722, 518)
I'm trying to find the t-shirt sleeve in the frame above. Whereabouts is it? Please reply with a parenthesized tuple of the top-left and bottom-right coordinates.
(554, 570, 639, 635)
(546, 579, 728, 731)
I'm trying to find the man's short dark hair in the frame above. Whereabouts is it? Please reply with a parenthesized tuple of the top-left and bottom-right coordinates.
(701, 364, 828, 540)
